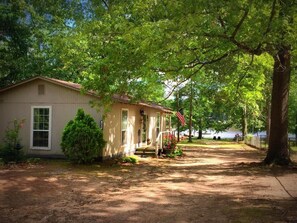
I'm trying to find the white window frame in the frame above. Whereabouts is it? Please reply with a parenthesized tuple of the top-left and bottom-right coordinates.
(30, 106, 52, 150)
(121, 109, 128, 146)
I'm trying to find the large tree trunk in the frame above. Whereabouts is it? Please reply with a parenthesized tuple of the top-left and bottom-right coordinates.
(264, 47, 291, 165)
(295, 113, 297, 144)
(265, 97, 271, 147)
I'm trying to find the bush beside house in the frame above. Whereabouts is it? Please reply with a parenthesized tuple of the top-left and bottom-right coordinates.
(61, 109, 106, 164)
(0, 119, 25, 164)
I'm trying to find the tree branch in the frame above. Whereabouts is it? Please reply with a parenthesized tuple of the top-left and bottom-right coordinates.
(101, 0, 109, 10)
(217, 15, 227, 34)
(186, 48, 240, 68)
(160, 64, 206, 102)
(231, 6, 250, 38)
(205, 0, 266, 55)
(236, 54, 254, 93)
(159, 48, 240, 102)
(204, 32, 262, 55)
(263, 0, 277, 36)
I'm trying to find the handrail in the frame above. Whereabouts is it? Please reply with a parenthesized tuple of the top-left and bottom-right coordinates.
(155, 130, 176, 155)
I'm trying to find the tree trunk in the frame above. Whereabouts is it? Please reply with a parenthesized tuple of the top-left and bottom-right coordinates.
(265, 97, 271, 147)
(198, 118, 202, 139)
(295, 113, 297, 144)
(264, 47, 291, 165)
(176, 91, 180, 142)
(198, 129, 202, 139)
(242, 105, 248, 137)
(188, 79, 193, 142)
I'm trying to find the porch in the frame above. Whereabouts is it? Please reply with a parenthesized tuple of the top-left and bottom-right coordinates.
(134, 130, 176, 157)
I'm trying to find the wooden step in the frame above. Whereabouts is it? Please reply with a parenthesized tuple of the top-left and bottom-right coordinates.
(135, 146, 156, 157)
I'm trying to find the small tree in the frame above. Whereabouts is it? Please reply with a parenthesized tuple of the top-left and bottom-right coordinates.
(0, 119, 25, 163)
(61, 109, 106, 164)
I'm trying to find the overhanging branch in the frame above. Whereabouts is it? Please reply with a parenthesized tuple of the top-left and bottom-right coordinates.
(160, 48, 240, 102)
(205, 0, 265, 56)
(231, 6, 250, 38)
(263, 0, 277, 36)
(186, 48, 240, 68)
(160, 64, 205, 102)
(236, 54, 255, 93)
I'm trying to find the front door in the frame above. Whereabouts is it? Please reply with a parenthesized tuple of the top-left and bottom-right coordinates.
(141, 114, 148, 144)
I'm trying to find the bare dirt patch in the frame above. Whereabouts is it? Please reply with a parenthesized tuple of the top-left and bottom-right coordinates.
(1, 143, 297, 223)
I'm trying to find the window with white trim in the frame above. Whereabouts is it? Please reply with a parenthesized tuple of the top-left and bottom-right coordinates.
(121, 109, 128, 145)
(31, 106, 51, 149)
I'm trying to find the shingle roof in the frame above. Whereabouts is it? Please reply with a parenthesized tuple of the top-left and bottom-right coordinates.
(0, 76, 173, 113)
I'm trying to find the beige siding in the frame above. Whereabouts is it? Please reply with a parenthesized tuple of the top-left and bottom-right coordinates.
(0, 78, 171, 159)
(0, 79, 102, 157)
(103, 103, 168, 158)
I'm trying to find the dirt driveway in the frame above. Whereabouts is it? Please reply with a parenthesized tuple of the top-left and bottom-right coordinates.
(1, 142, 297, 223)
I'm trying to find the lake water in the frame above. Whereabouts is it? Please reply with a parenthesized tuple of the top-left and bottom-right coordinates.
(180, 129, 296, 140)
(180, 129, 241, 139)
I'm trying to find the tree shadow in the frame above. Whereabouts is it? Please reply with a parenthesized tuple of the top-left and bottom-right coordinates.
(1, 145, 297, 222)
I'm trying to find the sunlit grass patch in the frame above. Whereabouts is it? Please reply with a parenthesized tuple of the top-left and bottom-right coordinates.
(291, 146, 297, 152)
(177, 139, 244, 149)
(122, 155, 139, 164)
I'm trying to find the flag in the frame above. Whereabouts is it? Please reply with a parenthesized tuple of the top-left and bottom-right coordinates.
(176, 110, 186, 126)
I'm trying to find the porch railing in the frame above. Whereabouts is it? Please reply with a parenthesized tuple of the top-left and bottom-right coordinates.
(155, 130, 176, 155)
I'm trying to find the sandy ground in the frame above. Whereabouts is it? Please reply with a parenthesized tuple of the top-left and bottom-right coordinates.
(0, 143, 297, 223)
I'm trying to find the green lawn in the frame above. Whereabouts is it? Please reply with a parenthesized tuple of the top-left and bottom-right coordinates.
(177, 139, 244, 149)
(291, 146, 297, 152)
(177, 139, 297, 153)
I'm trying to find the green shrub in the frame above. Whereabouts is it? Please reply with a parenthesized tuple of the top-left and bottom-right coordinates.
(61, 109, 106, 164)
(122, 155, 138, 164)
(245, 134, 253, 142)
(26, 158, 41, 164)
(166, 147, 183, 158)
(174, 147, 183, 156)
(0, 119, 25, 164)
(0, 145, 24, 163)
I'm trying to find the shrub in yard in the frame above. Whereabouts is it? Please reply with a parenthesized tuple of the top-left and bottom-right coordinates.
(174, 147, 183, 156)
(26, 157, 41, 164)
(0, 119, 25, 164)
(61, 109, 106, 164)
(166, 147, 183, 158)
(122, 155, 138, 164)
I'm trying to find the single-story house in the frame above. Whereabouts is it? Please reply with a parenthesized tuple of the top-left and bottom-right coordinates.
(0, 76, 173, 159)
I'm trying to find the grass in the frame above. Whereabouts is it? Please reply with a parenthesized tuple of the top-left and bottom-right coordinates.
(178, 138, 234, 144)
(177, 138, 245, 149)
(291, 146, 297, 152)
(122, 155, 138, 164)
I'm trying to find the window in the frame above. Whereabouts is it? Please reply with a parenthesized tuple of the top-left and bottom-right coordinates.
(121, 109, 128, 145)
(31, 106, 51, 149)
(156, 113, 160, 138)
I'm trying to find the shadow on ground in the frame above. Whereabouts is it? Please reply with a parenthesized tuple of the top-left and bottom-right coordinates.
(1, 143, 297, 223)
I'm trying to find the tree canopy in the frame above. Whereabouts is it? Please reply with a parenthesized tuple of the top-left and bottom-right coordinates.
(1, 0, 297, 165)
